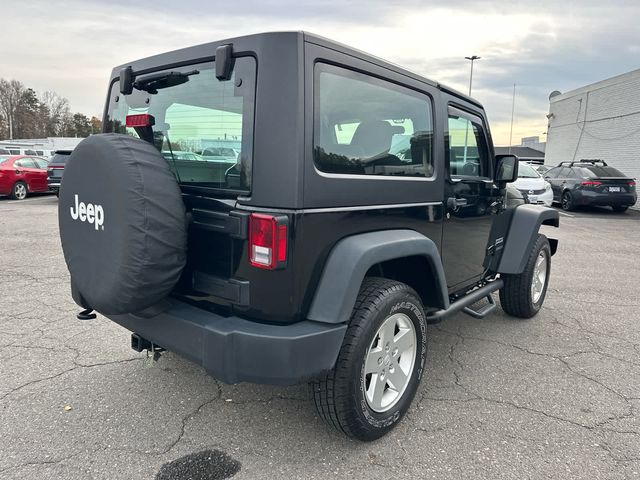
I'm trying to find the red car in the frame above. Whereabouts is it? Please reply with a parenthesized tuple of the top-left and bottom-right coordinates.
(0, 155, 50, 200)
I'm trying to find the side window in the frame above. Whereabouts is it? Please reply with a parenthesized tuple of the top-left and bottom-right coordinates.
(544, 167, 560, 178)
(314, 63, 434, 178)
(16, 158, 37, 168)
(558, 167, 572, 177)
(33, 158, 48, 169)
(447, 110, 490, 178)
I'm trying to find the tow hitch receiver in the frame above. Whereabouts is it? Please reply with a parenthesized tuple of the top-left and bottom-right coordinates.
(131, 333, 165, 363)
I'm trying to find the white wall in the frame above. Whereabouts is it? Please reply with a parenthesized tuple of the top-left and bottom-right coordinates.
(545, 69, 640, 208)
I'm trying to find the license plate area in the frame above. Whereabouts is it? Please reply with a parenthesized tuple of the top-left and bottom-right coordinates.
(609, 186, 621, 192)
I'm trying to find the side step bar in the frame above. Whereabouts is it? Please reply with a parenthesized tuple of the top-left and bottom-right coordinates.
(427, 279, 504, 324)
(463, 294, 496, 319)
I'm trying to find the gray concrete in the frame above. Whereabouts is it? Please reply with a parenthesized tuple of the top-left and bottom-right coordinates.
(1, 195, 638, 479)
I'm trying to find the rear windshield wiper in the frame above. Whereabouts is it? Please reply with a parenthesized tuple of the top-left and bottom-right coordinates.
(133, 70, 199, 94)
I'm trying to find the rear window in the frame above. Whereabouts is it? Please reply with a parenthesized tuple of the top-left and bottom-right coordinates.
(105, 58, 256, 194)
(50, 153, 70, 166)
(580, 166, 626, 178)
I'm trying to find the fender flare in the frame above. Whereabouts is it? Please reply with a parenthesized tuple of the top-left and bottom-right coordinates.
(307, 229, 449, 325)
(497, 204, 559, 274)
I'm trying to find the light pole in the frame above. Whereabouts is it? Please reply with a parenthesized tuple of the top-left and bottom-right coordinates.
(508, 83, 516, 153)
(465, 55, 481, 96)
(462, 56, 480, 161)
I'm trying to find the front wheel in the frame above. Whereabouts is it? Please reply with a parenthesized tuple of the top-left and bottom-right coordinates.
(500, 234, 551, 319)
(310, 277, 427, 441)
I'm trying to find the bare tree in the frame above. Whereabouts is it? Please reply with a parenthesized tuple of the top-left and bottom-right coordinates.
(40, 91, 71, 136)
(0, 79, 25, 139)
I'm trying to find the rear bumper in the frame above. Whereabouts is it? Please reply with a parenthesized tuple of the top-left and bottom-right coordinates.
(107, 299, 347, 385)
(47, 179, 61, 190)
(574, 190, 637, 207)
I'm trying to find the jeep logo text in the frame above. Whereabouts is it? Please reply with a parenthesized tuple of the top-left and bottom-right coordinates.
(70, 194, 104, 230)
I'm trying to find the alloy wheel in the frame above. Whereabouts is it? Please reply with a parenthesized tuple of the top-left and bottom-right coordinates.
(531, 251, 548, 303)
(14, 183, 27, 200)
(362, 312, 417, 413)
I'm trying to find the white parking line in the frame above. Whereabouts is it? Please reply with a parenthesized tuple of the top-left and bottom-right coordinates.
(557, 211, 575, 218)
(0, 195, 56, 205)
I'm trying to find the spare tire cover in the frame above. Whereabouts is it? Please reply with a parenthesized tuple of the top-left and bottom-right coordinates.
(59, 134, 187, 315)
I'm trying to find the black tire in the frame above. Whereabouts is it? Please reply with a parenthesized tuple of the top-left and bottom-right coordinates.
(10, 181, 28, 200)
(500, 234, 551, 319)
(612, 206, 628, 213)
(310, 277, 427, 441)
(561, 191, 574, 211)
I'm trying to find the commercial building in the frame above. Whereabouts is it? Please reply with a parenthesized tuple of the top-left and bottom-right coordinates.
(545, 69, 640, 187)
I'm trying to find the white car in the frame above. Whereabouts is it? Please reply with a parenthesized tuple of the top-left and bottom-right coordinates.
(511, 162, 553, 206)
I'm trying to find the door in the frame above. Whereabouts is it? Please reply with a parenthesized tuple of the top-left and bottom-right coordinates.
(14, 158, 43, 192)
(441, 107, 498, 290)
(543, 167, 562, 201)
(551, 167, 572, 200)
(30, 157, 49, 191)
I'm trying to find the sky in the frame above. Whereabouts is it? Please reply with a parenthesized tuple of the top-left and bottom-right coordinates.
(1, 0, 639, 145)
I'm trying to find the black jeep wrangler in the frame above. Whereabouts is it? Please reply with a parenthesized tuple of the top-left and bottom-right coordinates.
(58, 32, 558, 441)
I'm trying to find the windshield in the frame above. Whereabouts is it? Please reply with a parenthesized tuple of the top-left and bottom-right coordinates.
(518, 163, 540, 178)
(0, 156, 10, 164)
(105, 58, 256, 194)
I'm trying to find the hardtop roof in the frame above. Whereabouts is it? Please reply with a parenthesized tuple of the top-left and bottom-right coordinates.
(110, 31, 482, 109)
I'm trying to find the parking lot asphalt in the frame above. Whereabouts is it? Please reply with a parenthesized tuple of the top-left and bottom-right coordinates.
(1, 194, 639, 480)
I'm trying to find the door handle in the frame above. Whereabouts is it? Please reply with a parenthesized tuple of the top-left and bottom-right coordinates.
(447, 197, 468, 210)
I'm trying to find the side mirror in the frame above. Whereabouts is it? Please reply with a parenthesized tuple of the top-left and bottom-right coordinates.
(495, 155, 518, 184)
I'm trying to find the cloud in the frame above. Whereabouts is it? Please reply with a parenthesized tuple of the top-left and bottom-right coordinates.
(1, 1, 638, 144)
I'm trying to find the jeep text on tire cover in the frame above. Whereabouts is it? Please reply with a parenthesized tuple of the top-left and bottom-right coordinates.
(58, 32, 559, 441)
(69, 194, 105, 230)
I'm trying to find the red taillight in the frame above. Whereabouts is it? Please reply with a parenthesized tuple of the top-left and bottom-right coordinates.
(125, 114, 155, 128)
(48, 165, 64, 170)
(249, 214, 288, 269)
(581, 181, 602, 187)
(629, 181, 636, 188)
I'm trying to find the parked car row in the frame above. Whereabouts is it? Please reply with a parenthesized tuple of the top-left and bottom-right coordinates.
(0, 151, 73, 200)
(526, 160, 637, 212)
(0, 147, 54, 158)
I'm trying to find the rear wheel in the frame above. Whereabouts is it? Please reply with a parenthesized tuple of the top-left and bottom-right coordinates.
(500, 234, 551, 319)
(612, 206, 628, 213)
(310, 277, 427, 441)
(561, 191, 574, 211)
(11, 181, 27, 200)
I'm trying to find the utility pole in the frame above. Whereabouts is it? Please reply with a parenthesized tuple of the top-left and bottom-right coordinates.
(508, 83, 516, 153)
(465, 55, 481, 96)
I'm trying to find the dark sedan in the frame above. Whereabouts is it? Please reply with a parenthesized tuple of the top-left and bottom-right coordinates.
(544, 160, 636, 212)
